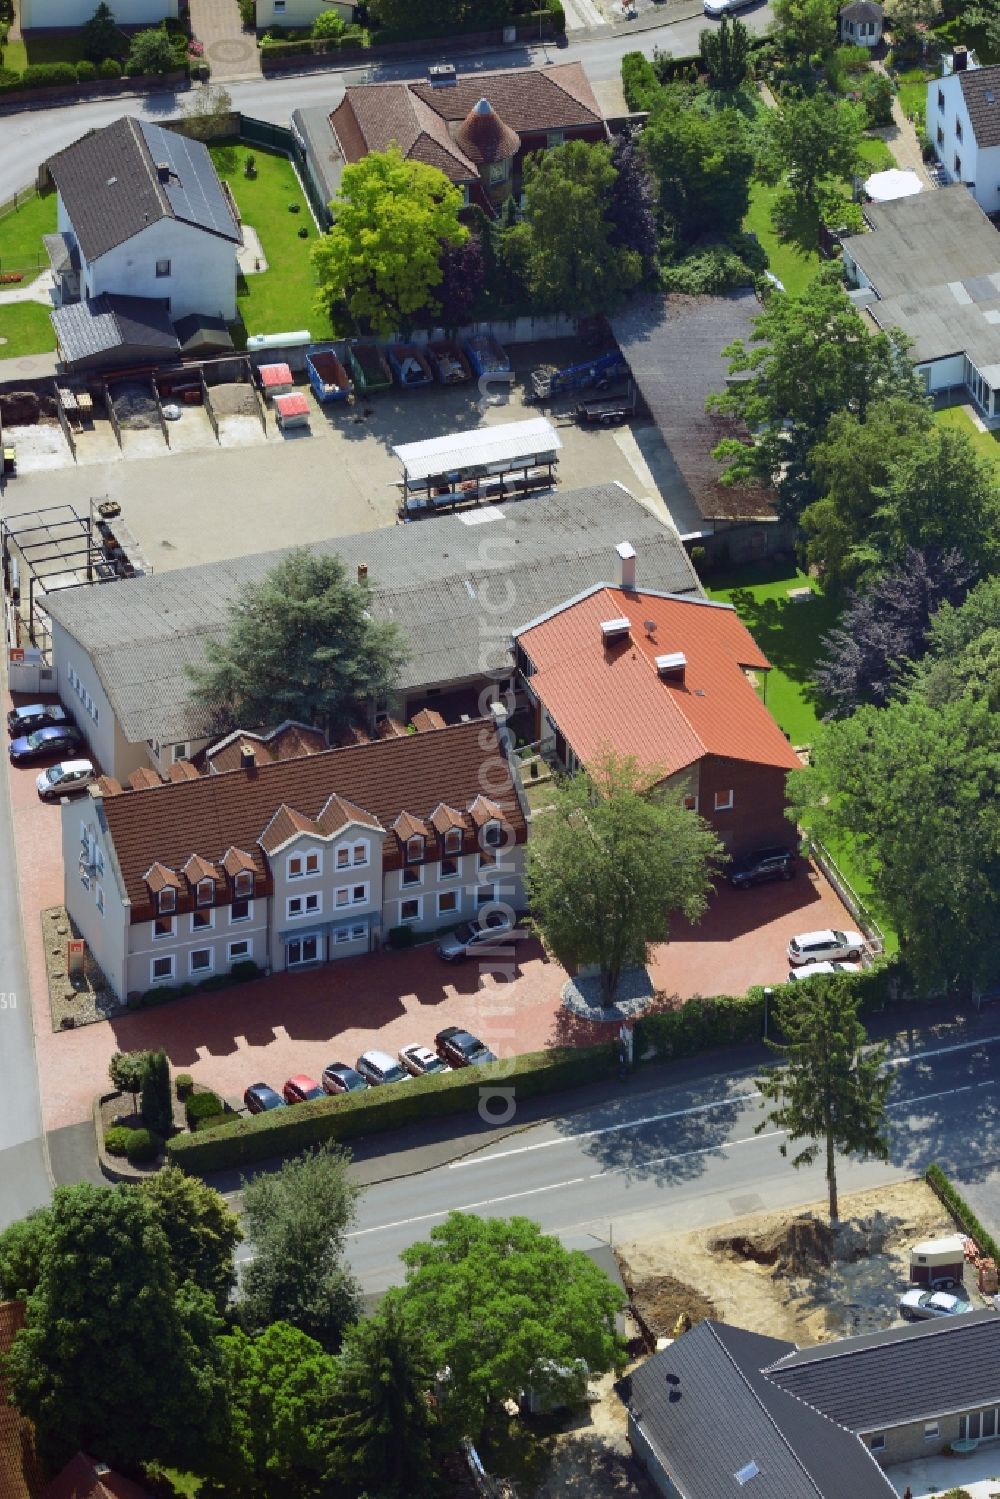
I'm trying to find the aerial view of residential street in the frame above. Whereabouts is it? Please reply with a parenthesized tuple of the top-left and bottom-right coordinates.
(4, 0, 1000, 1491)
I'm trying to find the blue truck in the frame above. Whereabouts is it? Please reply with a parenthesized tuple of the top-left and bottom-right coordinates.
(528, 350, 628, 403)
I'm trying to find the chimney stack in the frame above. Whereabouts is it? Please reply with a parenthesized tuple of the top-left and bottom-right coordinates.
(357, 563, 369, 585)
(616, 540, 636, 591)
(156, 161, 171, 182)
(240, 744, 255, 771)
(954, 44, 968, 70)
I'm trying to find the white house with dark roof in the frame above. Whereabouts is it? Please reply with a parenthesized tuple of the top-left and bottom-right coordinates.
(929, 60, 1000, 212)
(21, 0, 176, 27)
(43, 117, 241, 329)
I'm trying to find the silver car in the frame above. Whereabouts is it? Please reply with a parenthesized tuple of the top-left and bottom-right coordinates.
(436, 910, 517, 962)
(398, 1043, 451, 1078)
(355, 1050, 410, 1086)
(36, 759, 97, 801)
(898, 1288, 971, 1322)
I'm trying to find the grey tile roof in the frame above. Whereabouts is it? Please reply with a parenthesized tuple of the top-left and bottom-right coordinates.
(960, 64, 1000, 148)
(612, 294, 777, 523)
(45, 117, 239, 263)
(44, 484, 701, 746)
(765, 1308, 1000, 1432)
(627, 1322, 897, 1499)
(840, 1, 882, 20)
(51, 294, 179, 367)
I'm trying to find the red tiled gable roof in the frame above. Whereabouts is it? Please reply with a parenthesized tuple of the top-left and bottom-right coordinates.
(468, 794, 504, 828)
(430, 801, 466, 833)
(166, 761, 200, 784)
(392, 810, 429, 842)
(377, 717, 409, 740)
(42, 1454, 148, 1499)
(411, 63, 604, 133)
(99, 719, 525, 921)
(203, 721, 328, 774)
(329, 85, 478, 185)
(316, 794, 382, 835)
(411, 709, 446, 733)
(97, 776, 123, 797)
(128, 767, 162, 791)
(182, 853, 220, 883)
(144, 861, 182, 893)
(517, 588, 801, 782)
(0, 1301, 38, 1499)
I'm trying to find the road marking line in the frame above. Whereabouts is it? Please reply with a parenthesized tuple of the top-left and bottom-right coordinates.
(885, 1036, 1000, 1068)
(888, 1085, 974, 1109)
(448, 1089, 763, 1168)
(347, 1176, 589, 1238)
(591, 1128, 788, 1178)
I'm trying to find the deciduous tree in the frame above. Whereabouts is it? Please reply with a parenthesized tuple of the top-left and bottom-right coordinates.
(867, 422, 1000, 575)
(756, 975, 891, 1221)
(182, 83, 234, 140)
(643, 99, 754, 247)
(140, 1166, 242, 1312)
(0, 1208, 54, 1300)
(700, 13, 753, 90)
(239, 1144, 360, 1351)
(126, 26, 177, 75)
(608, 129, 658, 270)
(108, 1049, 149, 1115)
(398, 1213, 624, 1439)
(759, 92, 865, 207)
(771, 0, 840, 58)
(312, 147, 468, 335)
(526, 752, 722, 1006)
(428, 231, 486, 328)
(187, 549, 406, 738)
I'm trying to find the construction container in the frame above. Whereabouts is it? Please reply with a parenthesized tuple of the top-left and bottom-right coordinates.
(305, 348, 353, 404)
(387, 344, 433, 389)
(463, 333, 510, 378)
(346, 342, 392, 395)
(427, 340, 472, 385)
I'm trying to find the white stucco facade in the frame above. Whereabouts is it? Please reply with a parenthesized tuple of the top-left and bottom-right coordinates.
(929, 71, 1000, 212)
(255, 0, 352, 29)
(57, 193, 237, 322)
(21, 0, 176, 26)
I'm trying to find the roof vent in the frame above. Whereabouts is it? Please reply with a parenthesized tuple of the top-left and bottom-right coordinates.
(601, 617, 631, 643)
(106, 176, 118, 187)
(428, 62, 457, 86)
(735, 1461, 761, 1486)
(616, 539, 636, 591)
(357, 562, 369, 584)
(156, 161, 171, 181)
(656, 651, 687, 681)
(643, 619, 657, 636)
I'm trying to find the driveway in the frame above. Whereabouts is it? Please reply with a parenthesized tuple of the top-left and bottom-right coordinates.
(187, 0, 260, 80)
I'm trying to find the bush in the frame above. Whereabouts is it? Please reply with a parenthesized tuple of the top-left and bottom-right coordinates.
(20, 61, 78, 89)
(548, 0, 566, 33)
(104, 1125, 132, 1157)
(925, 1164, 1000, 1266)
(167, 1044, 616, 1173)
(861, 70, 894, 126)
(297, 225, 308, 238)
(75, 58, 97, 82)
(230, 959, 260, 982)
(0, 68, 21, 94)
(175, 1073, 194, 1100)
(921, 132, 936, 161)
(310, 7, 344, 37)
(621, 51, 662, 111)
(125, 1127, 161, 1164)
(661, 246, 755, 296)
(238, 0, 254, 25)
(185, 1089, 225, 1128)
(126, 26, 176, 75)
(141, 1049, 172, 1135)
(98, 56, 122, 78)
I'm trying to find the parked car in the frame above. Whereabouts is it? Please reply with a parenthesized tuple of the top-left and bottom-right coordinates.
(355, 1050, 410, 1086)
(399, 1043, 451, 1078)
(787, 960, 863, 983)
(437, 910, 518, 962)
(435, 1026, 498, 1068)
(9, 725, 83, 766)
(728, 846, 796, 889)
(787, 929, 866, 966)
(282, 1074, 324, 1104)
(704, 0, 754, 14)
(35, 759, 97, 801)
(321, 1061, 369, 1096)
(7, 702, 70, 736)
(243, 1082, 286, 1114)
(898, 1288, 972, 1322)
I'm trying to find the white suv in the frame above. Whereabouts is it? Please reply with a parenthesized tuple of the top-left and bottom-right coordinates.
(787, 959, 862, 982)
(787, 929, 865, 966)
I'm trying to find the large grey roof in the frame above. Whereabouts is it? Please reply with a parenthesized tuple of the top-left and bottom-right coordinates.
(960, 64, 1000, 148)
(766, 1308, 1000, 1432)
(45, 484, 701, 745)
(51, 293, 179, 367)
(847, 184, 1000, 376)
(46, 117, 240, 262)
(627, 1322, 896, 1499)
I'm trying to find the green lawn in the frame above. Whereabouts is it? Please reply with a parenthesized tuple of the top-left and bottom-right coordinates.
(934, 404, 1000, 473)
(0, 189, 57, 277)
(22, 30, 89, 64)
(0, 301, 57, 358)
(744, 180, 822, 297)
(857, 135, 895, 171)
(210, 143, 332, 344)
(2, 37, 27, 71)
(895, 66, 930, 128)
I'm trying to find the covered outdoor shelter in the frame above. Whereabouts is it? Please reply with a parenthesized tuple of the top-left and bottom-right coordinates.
(393, 417, 561, 515)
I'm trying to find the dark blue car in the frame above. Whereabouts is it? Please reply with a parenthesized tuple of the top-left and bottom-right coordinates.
(9, 725, 83, 765)
(243, 1082, 286, 1115)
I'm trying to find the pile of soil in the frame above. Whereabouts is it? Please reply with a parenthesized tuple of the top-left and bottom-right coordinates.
(0, 390, 56, 424)
(210, 381, 258, 417)
(113, 384, 159, 430)
(712, 1212, 894, 1276)
(619, 1263, 716, 1341)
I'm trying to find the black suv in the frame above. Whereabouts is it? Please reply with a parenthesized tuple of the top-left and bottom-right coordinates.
(728, 846, 796, 889)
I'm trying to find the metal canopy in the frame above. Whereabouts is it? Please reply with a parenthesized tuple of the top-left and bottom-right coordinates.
(393, 417, 561, 484)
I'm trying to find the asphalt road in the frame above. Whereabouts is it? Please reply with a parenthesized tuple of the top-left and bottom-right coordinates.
(330, 1031, 1000, 1293)
(0, 6, 774, 202)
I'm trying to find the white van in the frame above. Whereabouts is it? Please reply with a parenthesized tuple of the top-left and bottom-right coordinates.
(787, 929, 865, 966)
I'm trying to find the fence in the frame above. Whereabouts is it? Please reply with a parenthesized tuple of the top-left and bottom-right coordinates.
(239, 114, 332, 229)
(0, 183, 48, 279)
(809, 836, 885, 956)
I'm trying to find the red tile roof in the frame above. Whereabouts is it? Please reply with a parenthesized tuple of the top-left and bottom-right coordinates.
(517, 588, 800, 781)
(41, 1454, 148, 1499)
(329, 85, 478, 184)
(456, 99, 521, 165)
(165, 761, 200, 784)
(98, 719, 525, 922)
(127, 768, 162, 791)
(202, 721, 329, 774)
(0, 1301, 38, 1499)
(410, 63, 604, 133)
(411, 709, 446, 733)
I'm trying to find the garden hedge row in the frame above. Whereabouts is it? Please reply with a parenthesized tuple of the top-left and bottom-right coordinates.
(621, 51, 662, 112)
(925, 1163, 1000, 1267)
(167, 1043, 616, 1173)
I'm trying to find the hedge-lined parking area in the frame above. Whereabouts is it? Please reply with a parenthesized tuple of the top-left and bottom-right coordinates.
(167, 1044, 616, 1174)
(925, 1163, 1000, 1266)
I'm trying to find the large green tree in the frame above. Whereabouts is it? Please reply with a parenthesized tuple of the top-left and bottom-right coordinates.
(756, 974, 892, 1221)
(866, 423, 1000, 576)
(0, 1208, 54, 1300)
(328, 1294, 443, 1496)
(511, 140, 642, 317)
(312, 146, 467, 334)
(910, 575, 1000, 711)
(398, 1213, 624, 1439)
(711, 268, 920, 518)
(211, 1322, 339, 1499)
(760, 92, 865, 208)
(699, 14, 753, 90)
(187, 549, 406, 737)
(369, 0, 511, 25)
(239, 1144, 360, 1351)
(526, 752, 722, 1006)
(642, 99, 755, 247)
(770, 0, 841, 58)
(5, 1184, 227, 1473)
(789, 694, 1000, 992)
(140, 1166, 242, 1312)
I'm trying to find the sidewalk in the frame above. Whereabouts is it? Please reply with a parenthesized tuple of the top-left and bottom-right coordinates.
(187, 0, 261, 80)
(870, 59, 935, 187)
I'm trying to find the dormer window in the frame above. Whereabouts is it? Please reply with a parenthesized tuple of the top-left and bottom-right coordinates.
(158, 887, 176, 914)
(196, 879, 214, 907)
(406, 836, 425, 863)
(444, 828, 462, 856)
(482, 821, 503, 849)
(233, 870, 253, 898)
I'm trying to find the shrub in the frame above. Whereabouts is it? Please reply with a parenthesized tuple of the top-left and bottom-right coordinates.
(297, 225, 308, 238)
(185, 1089, 225, 1128)
(386, 924, 415, 950)
(548, 0, 566, 33)
(175, 1073, 194, 1100)
(0, 68, 21, 94)
(230, 959, 260, 982)
(125, 1127, 161, 1164)
(21, 61, 78, 89)
(661, 246, 755, 296)
(238, 0, 254, 25)
(140, 1049, 172, 1135)
(98, 56, 122, 78)
(126, 26, 176, 75)
(75, 59, 97, 82)
(921, 133, 936, 161)
(288, 201, 300, 212)
(104, 1125, 132, 1157)
(621, 51, 662, 111)
(167, 1044, 616, 1173)
(861, 70, 894, 126)
(82, 0, 121, 63)
(925, 1164, 1000, 1266)
(310, 7, 344, 37)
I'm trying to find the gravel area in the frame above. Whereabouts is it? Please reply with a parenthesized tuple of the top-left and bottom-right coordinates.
(113, 384, 159, 431)
(210, 381, 260, 418)
(41, 905, 124, 1031)
(562, 967, 655, 1022)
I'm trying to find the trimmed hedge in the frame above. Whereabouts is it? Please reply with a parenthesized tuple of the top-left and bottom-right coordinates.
(125, 1127, 161, 1164)
(104, 1125, 132, 1157)
(925, 1163, 1000, 1266)
(185, 1089, 225, 1128)
(167, 1044, 616, 1173)
(98, 57, 122, 78)
(175, 1073, 194, 1100)
(75, 59, 97, 82)
(131, 959, 262, 1011)
(22, 61, 77, 88)
(621, 51, 662, 112)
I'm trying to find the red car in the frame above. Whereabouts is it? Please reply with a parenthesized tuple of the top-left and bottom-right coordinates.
(282, 1074, 324, 1105)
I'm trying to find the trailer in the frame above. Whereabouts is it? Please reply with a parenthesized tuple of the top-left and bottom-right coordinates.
(387, 344, 434, 389)
(463, 333, 510, 379)
(427, 340, 472, 386)
(346, 342, 392, 395)
(305, 348, 353, 404)
(575, 392, 634, 426)
(529, 350, 628, 403)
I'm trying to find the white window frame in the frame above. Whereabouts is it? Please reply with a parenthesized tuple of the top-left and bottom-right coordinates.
(444, 828, 462, 856)
(286, 934, 319, 966)
(350, 923, 366, 941)
(150, 954, 175, 983)
(476, 882, 498, 908)
(155, 258, 171, 278)
(406, 835, 425, 863)
(440, 855, 461, 880)
(189, 948, 213, 976)
(288, 851, 320, 880)
(196, 879, 214, 906)
(152, 914, 175, 940)
(287, 892, 321, 920)
(352, 840, 369, 867)
(351, 882, 368, 905)
(191, 907, 214, 933)
(399, 896, 422, 925)
(230, 898, 253, 924)
(171, 742, 189, 763)
(158, 887, 176, 914)
(482, 821, 502, 848)
(233, 871, 254, 898)
(924, 1422, 939, 1440)
(713, 789, 734, 812)
(401, 865, 422, 888)
(548, 129, 565, 147)
(869, 1434, 886, 1453)
(437, 890, 459, 918)
(335, 845, 351, 870)
(227, 938, 252, 963)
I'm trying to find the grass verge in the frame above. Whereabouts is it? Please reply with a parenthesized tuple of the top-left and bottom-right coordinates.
(0, 189, 57, 277)
(0, 302, 57, 358)
(934, 404, 1000, 474)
